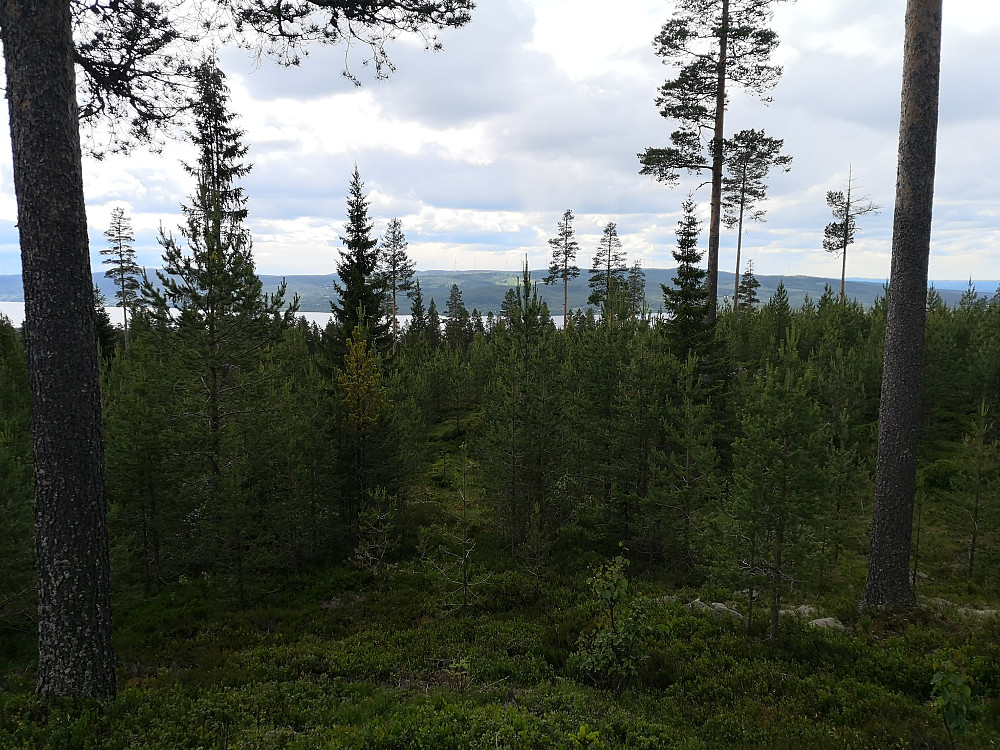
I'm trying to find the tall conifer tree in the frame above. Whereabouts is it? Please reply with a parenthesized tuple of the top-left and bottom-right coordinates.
(543, 209, 580, 323)
(588, 222, 626, 309)
(662, 198, 711, 356)
(101, 207, 140, 347)
(823, 167, 880, 303)
(639, 0, 789, 322)
(444, 283, 471, 351)
(736, 259, 761, 311)
(865, 0, 944, 610)
(722, 130, 791, 309)
(332, 166, 388, 348)
(139, 60, 296, 602)
(377, 218, 415, 348)
(627, 261, 647, 317)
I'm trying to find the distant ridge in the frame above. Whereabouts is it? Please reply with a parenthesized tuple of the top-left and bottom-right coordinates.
(0, 271, 992, 313)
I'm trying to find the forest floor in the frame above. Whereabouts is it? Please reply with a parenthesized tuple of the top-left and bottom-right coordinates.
(2, 424, 1000, 748)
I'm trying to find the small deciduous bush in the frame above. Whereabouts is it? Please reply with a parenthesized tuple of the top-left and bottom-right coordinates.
(931, 658, 974, 747)
(569, 554, 669, 692)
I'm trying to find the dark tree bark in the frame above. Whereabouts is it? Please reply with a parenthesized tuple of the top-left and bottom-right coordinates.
(863, 0, 943, 610)
(705, 0, 729, 324)
(1, 0, 472, 701)
(0, 0, 116, 699)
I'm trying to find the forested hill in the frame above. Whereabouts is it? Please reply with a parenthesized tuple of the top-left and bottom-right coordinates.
(0, 270, 992, 312)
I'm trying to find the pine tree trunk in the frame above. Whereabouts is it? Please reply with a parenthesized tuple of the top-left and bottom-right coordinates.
(563, 263, 569, 325)
(840, 170, 852, 302)
(863, 0, 943, 611)
(0, 0, 116, 699)
(733, 191, 746, 309)
(706, 0, 729, 324)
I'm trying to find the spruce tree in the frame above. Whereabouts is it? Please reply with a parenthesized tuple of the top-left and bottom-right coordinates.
(543, 209, 580, 322)
(444, 283, 471, 351)
(426, 299, 442, 349)
(92, 285, 119, 357)
(377, 217, 415, 348)
(736, 259, 761, 311)
(101, 207, 140, 347)
(588, 222, 626, 310)
(403, 279, 428, 352)
(332, 166, 388, 348)
(138, 60, 296, 602)
(662, 198, 711, 356)
(763, 280, 792, 351)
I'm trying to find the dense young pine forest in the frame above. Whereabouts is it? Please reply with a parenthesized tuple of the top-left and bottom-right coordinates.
(4, 226, 1000, 745)
(3, 2, 998, 744)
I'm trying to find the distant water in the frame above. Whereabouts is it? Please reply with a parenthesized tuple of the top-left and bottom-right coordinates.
(0, 303, 341, 329)
(0, 304, 575, 331)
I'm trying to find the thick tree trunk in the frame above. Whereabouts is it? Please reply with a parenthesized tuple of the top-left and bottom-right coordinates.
(706, 0, 729, 324)
(863, 0, 943, 611)
(0, 0, 116, 698)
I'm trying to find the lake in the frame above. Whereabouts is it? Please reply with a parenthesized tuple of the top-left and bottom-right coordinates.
(0, 303, 337, 329)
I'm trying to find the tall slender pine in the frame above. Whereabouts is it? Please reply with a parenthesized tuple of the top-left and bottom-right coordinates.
(101, 207, 140, 347)
(543, 209, 580, 323)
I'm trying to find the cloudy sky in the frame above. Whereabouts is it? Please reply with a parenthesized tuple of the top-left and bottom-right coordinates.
(1, 0, 998, 285)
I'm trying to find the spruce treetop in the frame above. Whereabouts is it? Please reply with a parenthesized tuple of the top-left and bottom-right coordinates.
(332, 166, 388, 346)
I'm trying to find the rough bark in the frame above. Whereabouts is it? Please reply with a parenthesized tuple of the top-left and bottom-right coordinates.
(1, 0, 116, 700)
(706, 0, 729, 325)
(863, 0, 943, 611)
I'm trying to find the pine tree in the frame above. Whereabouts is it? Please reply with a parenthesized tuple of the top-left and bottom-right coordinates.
(101, 207, 140, 347)
(102, 332, 174, 592)
(646, 353, 719, 578)
(332, 166, 388, 348)
(639, 0, 790, 323)
(722, 130, 791, 309)
(823, 166, 880, 302)
(588, 222, 626, 310)
(543, 209, 580, 323)
(627, 261, 646, 317)
(958, 402, 998, 581)
(662, 198, 712, 356)
(377, 217, 415, 349)
(729, 331, 825, 642)
(479, 264, 557, 552)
